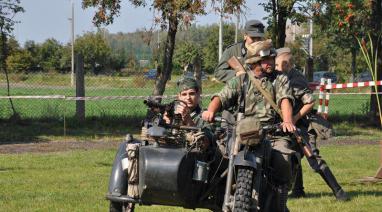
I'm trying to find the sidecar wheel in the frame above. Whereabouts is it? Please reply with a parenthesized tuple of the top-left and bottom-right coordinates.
(109, 202, 135, 212)
(233, 167, 254, 212)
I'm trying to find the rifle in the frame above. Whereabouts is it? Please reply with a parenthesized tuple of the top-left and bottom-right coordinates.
(227, 56, 315, 159)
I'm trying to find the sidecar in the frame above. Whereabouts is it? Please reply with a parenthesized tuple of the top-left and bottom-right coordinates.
(106, 134, 227, 212)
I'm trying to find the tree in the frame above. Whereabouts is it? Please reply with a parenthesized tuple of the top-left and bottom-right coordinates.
(24, 40, 42, 72)
(262, 0, 299, 48)
(39, 39, 64, 72)
(317, 0, 382, 125)
(173, 41, 201, 72)
(6, 50, 33, 73)
(317, 1, 370, 82)
(0, 0, 24, 118)
(74, 32, 111, 74)
(202, 23, 236, 73)
(82, 0, 245, 96)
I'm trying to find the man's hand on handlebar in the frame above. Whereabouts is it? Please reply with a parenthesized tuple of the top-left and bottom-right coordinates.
(280, 121, 296, 133)
(202, 111, 215, 122)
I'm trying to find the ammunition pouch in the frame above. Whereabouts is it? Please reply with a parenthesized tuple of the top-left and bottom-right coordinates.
(236, 116, 262, 146)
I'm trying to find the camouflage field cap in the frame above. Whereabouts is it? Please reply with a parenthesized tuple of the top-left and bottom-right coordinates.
(244, 20, 265, 38)
(177, 77, 200, 93)
(245, 39, 276, 64)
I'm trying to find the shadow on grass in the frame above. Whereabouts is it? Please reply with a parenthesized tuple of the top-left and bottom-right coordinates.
(330, 114, 381, 137)
(0, 115, 144, 144)
(302, 190, 382, 199)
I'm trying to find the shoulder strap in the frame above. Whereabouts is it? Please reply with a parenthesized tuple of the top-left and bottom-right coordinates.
(247, 71, 283, 117)
(239, 74, 248, 113)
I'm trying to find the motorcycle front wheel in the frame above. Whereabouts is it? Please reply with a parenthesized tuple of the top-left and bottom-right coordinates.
(233, 167, 255, 212)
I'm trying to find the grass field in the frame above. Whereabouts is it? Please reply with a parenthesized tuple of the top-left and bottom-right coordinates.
(0, 73, 379, 143)
(0, 144, 381, 211)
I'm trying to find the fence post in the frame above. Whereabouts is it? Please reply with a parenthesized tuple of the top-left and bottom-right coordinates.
(323, 78, 331, 119)
(76, 54, 85, 122)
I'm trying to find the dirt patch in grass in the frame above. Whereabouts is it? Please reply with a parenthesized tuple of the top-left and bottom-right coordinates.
(0, 138, 379, 154)
(319, 138, 380, 146)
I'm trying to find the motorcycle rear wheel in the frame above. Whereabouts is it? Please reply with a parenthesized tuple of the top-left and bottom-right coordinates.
(109, 201, 135, 212)
(233, 167, 255, 212)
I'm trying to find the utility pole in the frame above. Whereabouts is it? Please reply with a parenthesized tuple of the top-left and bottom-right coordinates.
(309, 18, 313, 57)
(306, 18, 314, 81)
(69, 1, 75, 87)
(234, 9, 239, 43)
(218, 0, 224, 60)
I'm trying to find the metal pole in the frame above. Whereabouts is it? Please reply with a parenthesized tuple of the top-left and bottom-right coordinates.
(70, 1, 75, 87)
(76, 54, 85, 122)
(218, 0, 224, 60)
(234, 9, 239, 43)
(309, 18, 313, 57)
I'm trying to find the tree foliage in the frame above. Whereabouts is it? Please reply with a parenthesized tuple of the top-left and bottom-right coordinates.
(39, 39, 64, 72)
(173, 41, 200, 71)
(82, 0, 245, 95)
(202, 23, 236, 73)
(6, 49, 33, 73)
(74, 32, 112, 74)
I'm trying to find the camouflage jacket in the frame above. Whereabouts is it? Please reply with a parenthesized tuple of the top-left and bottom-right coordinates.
(286, 68, 315, 115)
(214, 42, 247, 83)
(215, 72, 294, 124)
(190, 105, 215, 142)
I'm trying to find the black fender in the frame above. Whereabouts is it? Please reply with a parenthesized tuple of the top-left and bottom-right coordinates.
(107, 141, 128, 196)
(234, 150, 257, 169)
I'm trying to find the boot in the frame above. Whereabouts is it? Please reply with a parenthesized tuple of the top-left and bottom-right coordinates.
(335, 189, 350, 201)
(318, 164, 350, 201)
(290, 165, 306, 198)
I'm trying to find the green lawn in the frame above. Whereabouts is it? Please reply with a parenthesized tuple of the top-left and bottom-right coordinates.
(0, 144, 381, 211)
(0, 73, 378, 143)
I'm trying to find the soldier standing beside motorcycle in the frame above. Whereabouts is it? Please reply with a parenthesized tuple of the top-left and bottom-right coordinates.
(275, 47, 350, 201)
(202, 39, 298, 212)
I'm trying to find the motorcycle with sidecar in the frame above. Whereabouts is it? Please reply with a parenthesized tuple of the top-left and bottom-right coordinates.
(106, 99, 289, 212)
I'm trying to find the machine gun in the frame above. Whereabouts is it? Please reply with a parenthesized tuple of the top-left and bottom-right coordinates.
(142, 98, 204, 149)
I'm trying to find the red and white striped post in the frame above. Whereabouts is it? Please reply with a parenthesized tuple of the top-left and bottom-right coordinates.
(317, 78, 326, 115)
(322, 79, 331, 119)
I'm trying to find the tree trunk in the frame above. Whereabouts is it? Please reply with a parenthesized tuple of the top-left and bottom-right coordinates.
(276, 9, 287, 48)
(0, 31, 17, 118)
(271, 0, 277, 46)
(369, 0, 382, 127)
(350, 47, 356, 82)
(193, 55, 202, 93)
(153, 14, 178, 97)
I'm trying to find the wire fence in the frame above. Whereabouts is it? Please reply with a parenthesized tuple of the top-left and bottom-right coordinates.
(0, 72, 378, 142)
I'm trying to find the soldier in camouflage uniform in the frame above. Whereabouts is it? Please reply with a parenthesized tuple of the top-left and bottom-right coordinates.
(214, 20, 267, 149)
(215, 20, 266, 83)
(275, 47, 350, 201)
(164, 77, 215, 148)
(203, 40, 298, 211)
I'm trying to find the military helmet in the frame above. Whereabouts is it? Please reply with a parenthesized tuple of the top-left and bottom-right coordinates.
(245, 39, 276, 64)
(176, 77, 200, 93)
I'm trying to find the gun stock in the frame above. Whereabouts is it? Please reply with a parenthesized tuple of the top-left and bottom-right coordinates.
(294, 131, 314, 158)
(227, 56, 246, 73)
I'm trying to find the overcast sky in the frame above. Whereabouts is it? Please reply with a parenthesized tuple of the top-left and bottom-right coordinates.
(13, 0, 268, 45)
